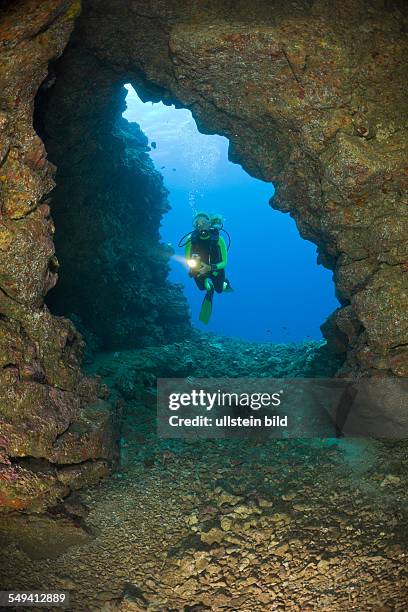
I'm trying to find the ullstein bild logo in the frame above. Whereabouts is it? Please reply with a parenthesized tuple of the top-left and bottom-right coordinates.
(168, 413, 288, 429)
(157, 377, 408, 439)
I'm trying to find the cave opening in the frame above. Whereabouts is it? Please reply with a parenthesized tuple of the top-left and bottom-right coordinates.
(34, 65, 341, 358)
(28, 31, 348, 527)
(30, 51, 347, 510)
(31, 53, 347, 507)
(123, 85, 339, 344)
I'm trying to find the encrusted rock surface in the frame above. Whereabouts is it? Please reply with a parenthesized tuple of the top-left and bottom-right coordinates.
(1, 357, 407, 608)
(0, 1, 118, 512)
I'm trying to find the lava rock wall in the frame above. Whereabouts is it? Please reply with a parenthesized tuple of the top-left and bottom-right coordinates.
(0, 1, 120, 512)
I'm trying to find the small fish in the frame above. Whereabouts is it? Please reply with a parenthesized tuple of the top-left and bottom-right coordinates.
(186, 376, 195, 385)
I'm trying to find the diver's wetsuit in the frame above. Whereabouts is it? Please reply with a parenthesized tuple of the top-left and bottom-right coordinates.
(185, 228, 228, 293)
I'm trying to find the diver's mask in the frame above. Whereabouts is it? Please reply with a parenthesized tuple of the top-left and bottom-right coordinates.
(210, 216, 223, 230)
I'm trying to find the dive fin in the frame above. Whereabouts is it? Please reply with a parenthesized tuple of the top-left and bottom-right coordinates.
(199, 290, 213, 324)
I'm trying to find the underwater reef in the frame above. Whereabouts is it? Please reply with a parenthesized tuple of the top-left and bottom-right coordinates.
(1, 2, 408, 607)
(71, 0, 408, 380)
(0, 0, 408, 510)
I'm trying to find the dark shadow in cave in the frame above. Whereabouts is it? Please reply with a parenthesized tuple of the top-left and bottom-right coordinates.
(34, 69, 191, 353)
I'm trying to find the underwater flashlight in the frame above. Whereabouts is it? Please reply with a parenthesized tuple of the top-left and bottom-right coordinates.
(187, 254, 201, 268)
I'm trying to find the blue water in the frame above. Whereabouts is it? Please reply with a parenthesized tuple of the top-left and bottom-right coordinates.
(123, 85, 338, 343)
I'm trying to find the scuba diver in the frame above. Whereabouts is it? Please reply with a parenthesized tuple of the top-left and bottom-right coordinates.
(178, 212, 233, 324)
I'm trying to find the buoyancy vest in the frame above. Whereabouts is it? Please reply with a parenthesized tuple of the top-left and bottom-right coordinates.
(189, 229, 222, 265)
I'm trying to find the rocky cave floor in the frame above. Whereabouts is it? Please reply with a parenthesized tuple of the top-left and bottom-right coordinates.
(1, 332, 408, 611)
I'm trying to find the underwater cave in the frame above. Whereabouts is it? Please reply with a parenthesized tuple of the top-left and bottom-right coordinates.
(1, 0, 408, 609)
